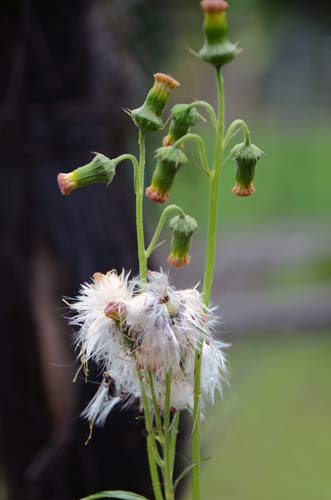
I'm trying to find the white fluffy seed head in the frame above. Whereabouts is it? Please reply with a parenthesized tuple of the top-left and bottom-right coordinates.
(69, 269, 228, 424)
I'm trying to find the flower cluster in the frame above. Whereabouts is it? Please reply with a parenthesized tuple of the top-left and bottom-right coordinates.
(69, 270, 227, 426)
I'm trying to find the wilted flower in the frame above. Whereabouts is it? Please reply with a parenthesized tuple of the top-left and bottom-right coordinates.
(68, 270, 227, 425)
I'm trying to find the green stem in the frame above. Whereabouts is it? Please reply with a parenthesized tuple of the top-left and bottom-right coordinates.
(224, 118, 250, 148)
(173, 133, 211, 177)
(148, 370, 164, 441)
(139, 370, 164, 500)
(145, 204, 186, 259)
(190, 100, 218, 128)
(163, 371, 174, 500)
(137, 130, 148, 280)
(113, 153, 139, 188)
(192, 68, 225, 500)
(202, 69, 225, 304)
(169, 411, 180, 480)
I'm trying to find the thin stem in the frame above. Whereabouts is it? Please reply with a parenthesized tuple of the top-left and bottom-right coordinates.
(173, 133, 211, 178)
(191, 100, 218, 128)
(202, 69, 224, 304)
(148, 370, 164, 441)
(163, 371, 174, 500)
(145, 204, 186, 259)
(192, 68, 225, 500)
(136, 130, 148, 280)
(139, 370, 164, 500)
(224, 118, 250, 148)
(113, 153, 139, 188)
(169, 411, 180, 480)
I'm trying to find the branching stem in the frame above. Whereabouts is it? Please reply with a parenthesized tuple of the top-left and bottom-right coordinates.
(145, 204, 186, 259)
(190, 100, 218, 128)
(173, 133, 211, 178)
(224, 118, 251, 148)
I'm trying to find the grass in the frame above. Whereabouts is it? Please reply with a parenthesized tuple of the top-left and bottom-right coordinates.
(183, 334, 331, 500)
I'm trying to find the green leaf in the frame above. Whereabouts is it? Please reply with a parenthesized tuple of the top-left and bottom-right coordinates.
(174, 457, 211, 491)
(81, 490, 150, 500)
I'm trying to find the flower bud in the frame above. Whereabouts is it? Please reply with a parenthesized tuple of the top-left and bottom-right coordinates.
(198, 0, 239, 68)
(167, 215, 198, 268)
(146, 146, 187, 203)
(57, 153, 116, 196)
(163, 104, 200, 146)
(231, 142, 263, 197)
(131, 73, 180, 132)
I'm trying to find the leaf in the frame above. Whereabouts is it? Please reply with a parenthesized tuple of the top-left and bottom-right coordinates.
(174, 457, 211, 491)
(81, 490, 151, 500)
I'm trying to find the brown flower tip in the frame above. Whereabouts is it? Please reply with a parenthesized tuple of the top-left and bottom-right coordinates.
(92, 272, 104, 281)
(201, 0, 228, 13)
(162, 135, 184, 150)
(167, 254, 191, 268)
(104, 301, 126, 319)
(154, 73, 180, 90)
(145, 186, 169, 203)
(232, 183, 255, 197)
(57, 172, 76, 195)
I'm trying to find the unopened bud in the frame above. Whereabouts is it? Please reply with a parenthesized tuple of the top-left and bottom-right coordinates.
(146, 146, 187, 203)
(163, 104, 200, 146)
(57, 153, 116, 196)
(198, 0, 239, 68)
(231, 142, 263, 197)
(167, 215, 198, 268)
(131, 73, 180, 132)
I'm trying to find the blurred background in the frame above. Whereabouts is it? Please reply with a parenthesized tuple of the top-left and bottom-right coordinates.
(1, 0, 330, 499)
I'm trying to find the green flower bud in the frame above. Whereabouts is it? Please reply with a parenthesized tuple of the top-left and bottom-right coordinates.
(163, 104, 200, 146)
(231, 142, 264, 197)
(167, 215, 198, 268)
(198, 0, 239, 68)
(57, 153, 116, 195)
(131, 73, 180, 132)
(146, 146, 187, 203)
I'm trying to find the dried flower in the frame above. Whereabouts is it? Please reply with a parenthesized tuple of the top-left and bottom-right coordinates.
(68, 270, 227, 423)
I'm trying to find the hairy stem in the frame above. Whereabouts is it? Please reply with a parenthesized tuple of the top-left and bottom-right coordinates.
(224, 118, 251, 148)
(145, 204, 186, 258)
(113, 153, 139, 188)
(190, 100, 218, 128)
(139, 371, 164, 500)
(192, 68, 225, 500)
(163, 371, 174, 500)
(136, 130, 148, 280)
(173, 133, 211, 177)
